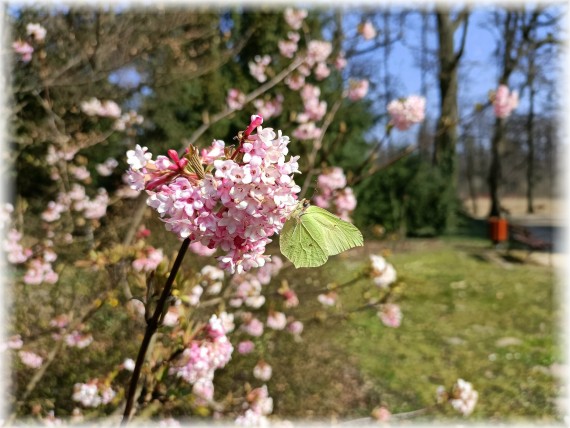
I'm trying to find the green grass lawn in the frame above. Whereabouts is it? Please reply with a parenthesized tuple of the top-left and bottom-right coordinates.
(264, 237, 562, 423)
(11, 234, 562, 423)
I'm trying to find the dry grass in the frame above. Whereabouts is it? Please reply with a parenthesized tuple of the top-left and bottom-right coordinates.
(461, 197, 563, 220)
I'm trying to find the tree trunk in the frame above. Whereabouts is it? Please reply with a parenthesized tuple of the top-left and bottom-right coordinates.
(433, 12, 459, 179)
(488, 118, 505, 217)
(526, 60, 536, 214)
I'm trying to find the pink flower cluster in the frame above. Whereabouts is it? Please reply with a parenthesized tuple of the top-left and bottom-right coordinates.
(278, 32, 300, 58)
(0, 334, 23, 352)
(23, 254, 58, 285)
(95, 158, 119, 177)
(253, 94, 283, 120)
(313, 167, 357, 221)
(317, 291, 337, 307)
(493, 84, 519, 119)
(369, 254, 397, 288)
(228, 256, 283, 308)
(65, 330, 94, 348)
(12, 22, 46, 63)
(227, 89, 246, 110)
(284, 8, 307, 30)
(80, 98, 122, 118)
(253, 360, 273, 381)
(387, 95, 426, 131)
(26, 23, 47, 41)
(113, 110, 144, 131)
(235, 385, 274, 426)
(437, 379, 478, 416)
(43, 186, 109, 222)
(19, 350, 43, 368)
(378, 303, 402, 328)
(169, 314, 234, 402)
(292, 84, 327, 141)
(359, 21, 377, 40)
(72, 381, 116, 408)
(4, 229, 32, 264)
(127, 116, 301, 274)
(347, 79, 369, 101)
(249, 55, 271, 83)
(13, 40, 34, 62)
(132, 246, 164, 272)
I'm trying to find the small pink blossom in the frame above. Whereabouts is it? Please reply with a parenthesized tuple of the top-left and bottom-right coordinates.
(19, 350, 43, 368)
(26, 23, 46, 41)
(314, 62, 330, 80)
(1, 334, 23, 351)
(72, 382, 101, 407)
(378, 303, 402, 328)
(13, 40, 34, 62)
(50, 314, 70, 329)
(132, 247, 164, 272)
(41, 201, 67, 222)
(347, 79, 369, 101)
(249, 55, 271, 83)
(242, 317, 264, 337)
(306, 40, 333, 66)
(371, 406, 391, 422)
(4, 229, 32, 264)
(359, 21, 377, 40)
(227, 88, 246, 110)
(369, 255, 397, 288)
(281, 289, 299, 308)
(287, 320, 304, 335)
(253, 95, 283, 120)
(65, 331, 94, 348)
(318, 292, 337, 307)
(285, 73, 306, 91)
(284, 8, 307, 30)
(253, 360, 272, 381)
(80, 98, 121, 118)
(23, 258, 58, 285)
(266, 311, 287, 330)
(335, 53, 347, 70)
(293, 122, 322, 140)
(449, 379, 478, 416)
(237, 340, 255, 354)
(278, 36, 299, 59)
(387, 95, 426, 131)
(493, 84, 518, 118)
(113, 110, 143, 131)
(82, 189, 109, 220)
(70, 165, 90, 181)
(96, 158, 119, 177)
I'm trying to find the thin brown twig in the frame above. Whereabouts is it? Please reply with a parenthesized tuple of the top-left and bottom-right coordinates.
(121, 237, 191, 425)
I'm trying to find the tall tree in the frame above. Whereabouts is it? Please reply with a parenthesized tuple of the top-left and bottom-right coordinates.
(432, 7, 469, 226)
(487, 5, 560, 217)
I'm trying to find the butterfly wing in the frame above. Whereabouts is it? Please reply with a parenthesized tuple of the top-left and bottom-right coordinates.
(303, 206, 363, 256)
(280, 213, 329, 268)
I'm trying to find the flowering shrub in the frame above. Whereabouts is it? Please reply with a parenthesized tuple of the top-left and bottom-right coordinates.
(4, 6, 492, 426)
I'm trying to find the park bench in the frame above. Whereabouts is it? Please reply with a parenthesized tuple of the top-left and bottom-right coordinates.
(508, 224, 552, 256)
